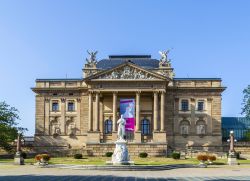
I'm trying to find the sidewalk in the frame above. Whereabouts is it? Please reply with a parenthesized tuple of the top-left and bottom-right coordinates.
(1, 164, 250, 180)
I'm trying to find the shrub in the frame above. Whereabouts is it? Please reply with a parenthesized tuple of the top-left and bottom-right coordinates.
(21, 152, 27, 159)
(197, 154, 208, 162)
(41, 154, 51, 161)
(139, 152, 148, 158)
(105, 152, 113, 157)
(208, 155, 216, 161)
(35, 154, 42, 161)
(171, 152, 181, 159)
(74, 154, 83, 159)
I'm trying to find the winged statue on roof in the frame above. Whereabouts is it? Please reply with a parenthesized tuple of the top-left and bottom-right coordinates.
(159, 50, 171, 67)
(86, 50, 98, 67)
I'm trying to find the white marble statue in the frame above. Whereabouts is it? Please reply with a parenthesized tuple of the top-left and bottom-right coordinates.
(110, 115, 133, 165)
(117, 115, 126, 141)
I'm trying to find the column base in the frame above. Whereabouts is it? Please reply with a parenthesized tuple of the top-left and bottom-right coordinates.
(153, 131, 167, 143)
(87, 131, 100, 143)
(134, 131, 142, 143)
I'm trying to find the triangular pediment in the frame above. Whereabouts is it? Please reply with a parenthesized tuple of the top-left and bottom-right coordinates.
(85, 62, 168, 81)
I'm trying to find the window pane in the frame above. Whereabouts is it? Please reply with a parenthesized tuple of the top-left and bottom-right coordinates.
(141, 119, 150, 135)
(104, 119, 112, 134)
(198, 101, 204, 111)
(68, 102, 75, 111)
(181, 100, 189, 111)
(52, 103, 58, 111)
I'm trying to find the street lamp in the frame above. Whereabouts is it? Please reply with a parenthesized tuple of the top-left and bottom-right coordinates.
(14, 133, 25, 165)
(227, 130, 238, 165)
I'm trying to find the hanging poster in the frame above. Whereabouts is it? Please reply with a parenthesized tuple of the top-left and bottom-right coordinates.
(120, 99, 135, 132)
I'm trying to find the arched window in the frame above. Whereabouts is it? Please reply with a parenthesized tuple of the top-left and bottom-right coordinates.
(104, 119, 112, 134)
(141, 118, 150, 135)
(196, 120, 206, 135)
(180, 120, 190, 136)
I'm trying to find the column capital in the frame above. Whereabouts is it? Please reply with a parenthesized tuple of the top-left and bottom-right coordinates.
(94, 91, 101, 94)
(45, 98, 50, 102)
(136, 90, 141, 94)
(77, 98, 81, 103)
(153, 91, 159, 95)
(160, 90, 166, 94)
(112, 91, 118, 94)
(61, 98, 66, 103)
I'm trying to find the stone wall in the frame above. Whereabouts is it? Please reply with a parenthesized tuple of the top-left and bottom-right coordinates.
(85, 143, 167, 157)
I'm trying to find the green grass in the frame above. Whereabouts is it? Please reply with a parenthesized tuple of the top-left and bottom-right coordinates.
(1, 157, 250, 166)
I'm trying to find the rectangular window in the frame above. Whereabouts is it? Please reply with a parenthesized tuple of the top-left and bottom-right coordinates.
(52, 102, 59, 111)
(68, 102, 75, 111)
(197, 101, 204, 111)
(181, 100, 189, 111)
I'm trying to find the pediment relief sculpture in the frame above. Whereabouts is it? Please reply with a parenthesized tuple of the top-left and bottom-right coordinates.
(97, 66, 158, 80)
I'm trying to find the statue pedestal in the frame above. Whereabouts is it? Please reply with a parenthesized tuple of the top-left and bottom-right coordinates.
(106, 139, 134, 165)
(14, 152, 24, 165)
(228, 152, 238, 165)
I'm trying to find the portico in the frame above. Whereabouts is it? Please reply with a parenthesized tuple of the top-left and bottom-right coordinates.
(87, 88, 167, 143)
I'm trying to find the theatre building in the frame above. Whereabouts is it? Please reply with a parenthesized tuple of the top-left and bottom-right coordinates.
(32, 52, 226, 156)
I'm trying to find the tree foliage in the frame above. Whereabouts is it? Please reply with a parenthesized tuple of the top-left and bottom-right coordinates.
(242, 85, 250, 119)
(0, 101, 27, 152)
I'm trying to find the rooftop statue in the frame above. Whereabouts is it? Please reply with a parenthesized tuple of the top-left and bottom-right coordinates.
(86, 50, 98, 67)
(159, 50, 171, 67)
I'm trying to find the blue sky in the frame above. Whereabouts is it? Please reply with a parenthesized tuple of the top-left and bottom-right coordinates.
(0, 0, 250, 135)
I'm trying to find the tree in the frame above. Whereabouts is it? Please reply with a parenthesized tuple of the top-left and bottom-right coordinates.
(244, 129, 250, 141)
(0, 101, 27, 152)
(242, 85, 250, 119)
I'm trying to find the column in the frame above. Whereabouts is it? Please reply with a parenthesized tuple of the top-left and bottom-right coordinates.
(99, 99, 103, 133)
(61, 98, 66, 134)
(112, 92, 117, 132)
(88, 93, 93, 131)
(136, 92, 140, 131)
(44, 98, 50, 135)
(77, 98, 81, 135)
(160, 91, 165, 131)
(94, 92, 100, 131)
(153, 92, 159, 131)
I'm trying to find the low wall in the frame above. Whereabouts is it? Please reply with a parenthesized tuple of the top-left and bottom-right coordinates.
(85, 143, 167, 157)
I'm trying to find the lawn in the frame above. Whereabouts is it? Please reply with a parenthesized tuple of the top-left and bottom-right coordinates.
(1, 157, 250, 165)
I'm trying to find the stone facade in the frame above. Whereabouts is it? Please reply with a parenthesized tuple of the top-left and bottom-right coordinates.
(32, 54, 226, 156)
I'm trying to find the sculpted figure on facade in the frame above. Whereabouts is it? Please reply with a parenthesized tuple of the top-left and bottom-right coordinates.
(51, 120, 61, 135)
(86, 50, 98, 67)
(159, 50, 171, 67)
(98, 66, 155, 80)
(66, 118, 76, 136)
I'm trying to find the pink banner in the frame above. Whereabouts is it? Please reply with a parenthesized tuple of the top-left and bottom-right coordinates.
(120, 99, 135, 131)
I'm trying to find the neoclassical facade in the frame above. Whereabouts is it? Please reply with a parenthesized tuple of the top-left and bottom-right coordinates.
(32, 52, 226, 156)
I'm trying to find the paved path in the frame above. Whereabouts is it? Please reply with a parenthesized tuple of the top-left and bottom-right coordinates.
(1, 164, 250, 180)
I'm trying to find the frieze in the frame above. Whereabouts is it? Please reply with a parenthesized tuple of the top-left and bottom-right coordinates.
(97, 66, 156, 80)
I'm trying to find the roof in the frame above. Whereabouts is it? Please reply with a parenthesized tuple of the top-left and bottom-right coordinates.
(222, 117, 250, 129)
(174, 78, 222, 81)
(36, 78, 82, 82)
(96, 55, 159, 70)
